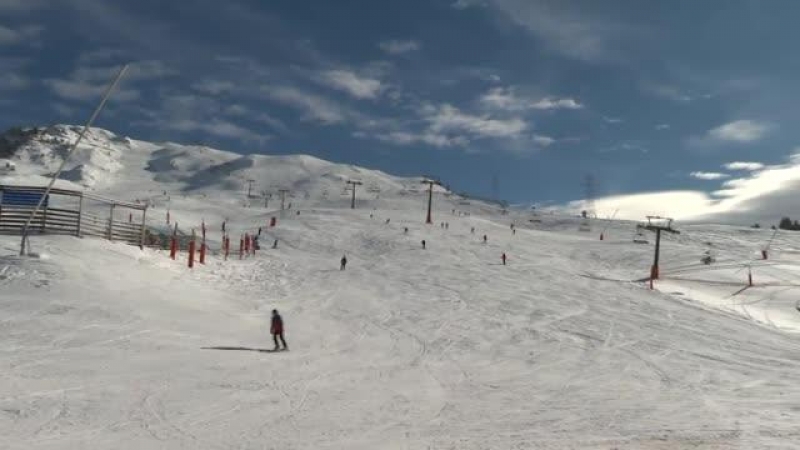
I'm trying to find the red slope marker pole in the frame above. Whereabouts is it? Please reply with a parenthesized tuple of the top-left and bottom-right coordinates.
(188, 231, 196, 269)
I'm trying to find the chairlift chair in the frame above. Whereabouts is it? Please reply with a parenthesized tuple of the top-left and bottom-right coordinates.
(632, 227, 649, 244)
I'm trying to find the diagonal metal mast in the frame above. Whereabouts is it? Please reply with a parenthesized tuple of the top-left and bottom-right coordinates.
(20, 64, 129, 256)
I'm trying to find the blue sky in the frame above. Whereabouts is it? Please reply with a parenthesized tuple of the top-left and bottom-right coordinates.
(1, 0, 798, 210)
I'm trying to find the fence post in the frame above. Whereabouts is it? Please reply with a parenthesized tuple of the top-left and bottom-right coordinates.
(76, 193, 84, 237)
(199, 237, 206, 264)
(139, 207, 147, 250)
(239, 236, 244, 260)
(108, 204, 115, 241)
(224, 235, 230, 260)
(244, 233, 250, 255)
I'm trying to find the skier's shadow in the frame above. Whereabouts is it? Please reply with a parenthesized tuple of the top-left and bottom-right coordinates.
(202, 346, 274, 353)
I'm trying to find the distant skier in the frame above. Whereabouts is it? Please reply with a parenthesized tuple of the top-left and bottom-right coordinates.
(501, 252, 507, 265)
(421, 239, 426, 249)
(471, 227, 475, 234)
(271, 309, 288, 351)
(483, 234, 488, 244)
(404, 227, 409, 234)
(258, 227, 262, 236)
(445, 223, 449, 230)
(340, 255, 347, 270)
(386, 218, 391, 224)
(272, 239, 278, 249)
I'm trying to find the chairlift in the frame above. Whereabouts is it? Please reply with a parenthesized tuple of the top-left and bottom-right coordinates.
(632, 227, 649, 244)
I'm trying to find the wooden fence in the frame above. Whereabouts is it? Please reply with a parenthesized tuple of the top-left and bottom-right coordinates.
(0, 185, 148, 247)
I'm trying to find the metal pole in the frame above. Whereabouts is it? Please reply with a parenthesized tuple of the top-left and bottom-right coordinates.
(351, 183, 356, 209)
(653, 229, 661, 279)
(20, 64, 129, 255)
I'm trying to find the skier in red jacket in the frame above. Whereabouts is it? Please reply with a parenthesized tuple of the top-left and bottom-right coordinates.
(271, 309, 287, 351)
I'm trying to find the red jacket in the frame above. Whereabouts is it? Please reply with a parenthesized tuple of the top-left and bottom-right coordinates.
(271, 315, 283, 334)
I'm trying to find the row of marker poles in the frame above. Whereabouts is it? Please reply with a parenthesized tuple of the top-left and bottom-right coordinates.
(167, 217, 265, 266)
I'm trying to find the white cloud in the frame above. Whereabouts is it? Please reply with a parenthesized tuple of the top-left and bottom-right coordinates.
(264, 86, 347, 124)
(0, 72, 28, 90)
(643, 83, 692, 102)
(192, 80, 236, 95)
(423, 103, 527, 138)
(562, 150, 800, 224)
(690, 171, 729, 180)
(252, 113, 289, 132)
(168, 118, 269, 144)
(480, 87, 524, 110)
(369, 131, 469, 148)
(134, 94, 271, 145)
(223, 103, 288, 132)
(480, 87, 583, 111)
(724, 161, 764, 171)
(452, 0, 485, 9)
(378, 39, 420, 54)
(655, 123, 670, 130)
(77, 48, 127, 64)
(71, 60, 175, 83)
(44, 60, 174, 102)
(532, 134, 555, 147)
(318, 70, 382, 99)
(476, 0, 634, 63)
(568, 191, 713, 221)
(708, 120, 771, 143)
(0, 24, 42, 45)
(43, 78, 140, 102)
(531, 97, 584, 110)
(603, 116, 623, 124)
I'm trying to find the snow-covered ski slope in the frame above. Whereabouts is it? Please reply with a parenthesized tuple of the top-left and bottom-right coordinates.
(2, 126, 800, 449)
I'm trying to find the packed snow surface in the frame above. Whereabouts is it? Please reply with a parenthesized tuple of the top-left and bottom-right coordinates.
(1, 126, 800, 449)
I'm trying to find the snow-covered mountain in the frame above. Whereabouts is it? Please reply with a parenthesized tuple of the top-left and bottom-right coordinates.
(0, 125, 432, 200)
